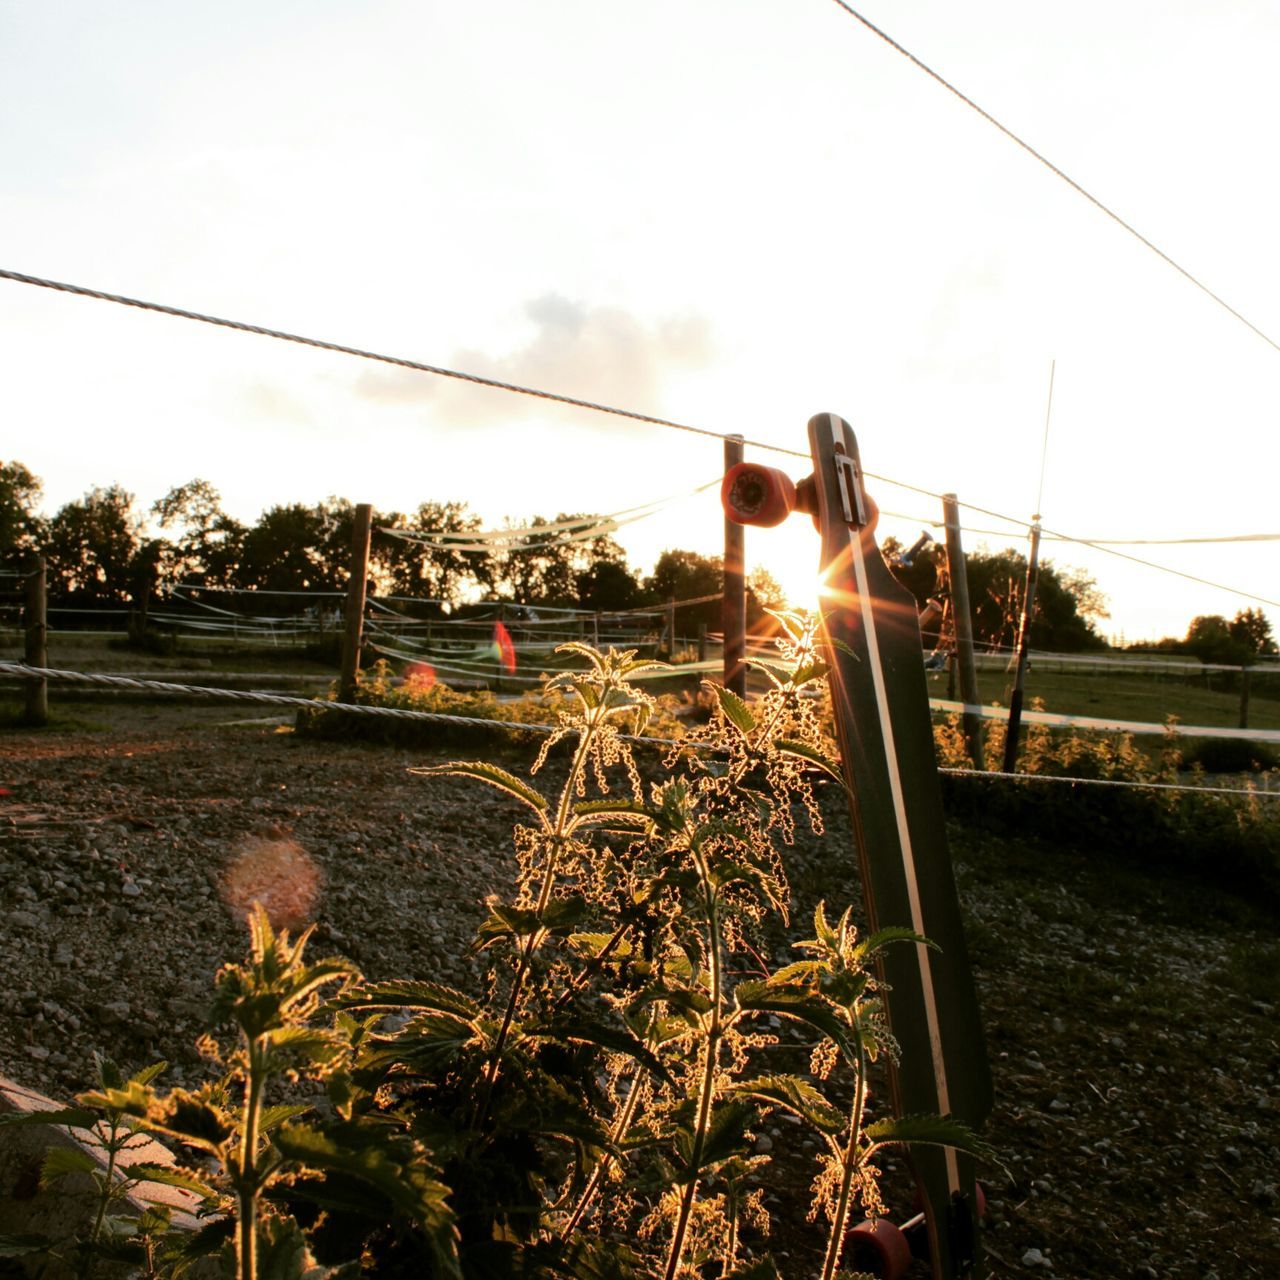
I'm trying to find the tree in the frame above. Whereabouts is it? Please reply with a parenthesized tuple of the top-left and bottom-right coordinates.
(883, 539, 1109, 653)
(235, 501, 352, 596)
(575, 558, 643, 612)
(44, 485, 144, 606)
(0, 460, 45, 566)
(375, 501, 496, 607)
(1229, 607, 1276, 661)
(492, 515, 631, 608)
(644, 549, 724, 630)
(151, 478, 246, 587)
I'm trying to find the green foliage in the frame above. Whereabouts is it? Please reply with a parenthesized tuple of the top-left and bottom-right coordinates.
(44, 484, 145, 606)
(0, 458, 45, 565)
(882, 538, 1108, 653)
(22, 634, 989, 1280)
(934, 713, 1280, 906)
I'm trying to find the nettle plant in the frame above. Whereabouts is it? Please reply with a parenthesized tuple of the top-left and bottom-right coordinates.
(8, 617, 985, 1280)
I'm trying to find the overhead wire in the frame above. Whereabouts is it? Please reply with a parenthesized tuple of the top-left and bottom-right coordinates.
(824, 2, 1280, 358)
(2, 266, 1275, 609)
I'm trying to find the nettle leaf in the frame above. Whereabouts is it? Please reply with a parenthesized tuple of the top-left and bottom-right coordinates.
(541, 894, 589, 931)
(259, 1103, 313, 1134)
(789, 659, 829, 687)
(0, 1106, 97, 1130)
(533, 1019, 672, 1084)
(773, 739, 845, 784)
(565, 932, 633, 961)
(698, 1099, 757, 1169)
(725, 1074, 844, 1134)
(129, 1061, 169, 1089)
(769, 960, 823, 984)
(725, 1257, 783, 1280)
(0, 1234, 54, 1259)
(863, 1113, 994, 1160)
(734, 982, 855, 1063)
(744, 656, 795, 688)
(570, 798, 654, 829)
(151, 1090, 234, 1154)
(853, 927, 937, 963)
(711, 684, 756, 735)
(39, 1145, 98, 1187)
(477, 901, 541, 944)
(126, 1163, 218, 1199)
(274, 1124, 459, 1265)
(411, 761, 548, 816)
(331, 980, 480, 1020)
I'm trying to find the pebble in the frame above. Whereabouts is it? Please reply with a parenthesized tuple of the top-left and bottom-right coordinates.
(1021, 1247, 1049, 1267)
(121, 881, 143, 897)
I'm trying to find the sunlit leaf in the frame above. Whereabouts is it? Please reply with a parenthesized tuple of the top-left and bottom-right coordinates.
(410, 761, 549, 815)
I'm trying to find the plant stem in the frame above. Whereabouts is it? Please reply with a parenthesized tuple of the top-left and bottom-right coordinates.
(477, 705, 605, 1128)
(237, 1040, 267, 1280)
(561, 1070, 649, 1239)
(819, 1021, 869, 1280)
(662, 869, 724, 1280)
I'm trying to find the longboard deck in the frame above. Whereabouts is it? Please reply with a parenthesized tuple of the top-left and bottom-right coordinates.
(807, 413, 992, 1278)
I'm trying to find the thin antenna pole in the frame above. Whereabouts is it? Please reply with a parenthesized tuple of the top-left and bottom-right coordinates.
(1034, 359, 1056, 521)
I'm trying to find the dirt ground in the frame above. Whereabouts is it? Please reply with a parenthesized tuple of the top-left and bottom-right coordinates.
(1, 697, 1278, 1278)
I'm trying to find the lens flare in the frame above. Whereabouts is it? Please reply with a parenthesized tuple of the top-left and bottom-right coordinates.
(405, 661, 436, 689)
(220, 833, 323, 931)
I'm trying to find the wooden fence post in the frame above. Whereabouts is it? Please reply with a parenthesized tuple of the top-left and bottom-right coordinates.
(339, 504, 373, 704)
(1002, 521, 1042, 773)
(1240, 663, 1252, 729)
(23, 553, 48, 726)
(942, 496, 983, 768)
(723, 435, 746, 697)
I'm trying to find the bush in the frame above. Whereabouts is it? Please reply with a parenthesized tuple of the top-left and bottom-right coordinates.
(1177, 736, 1280, 774)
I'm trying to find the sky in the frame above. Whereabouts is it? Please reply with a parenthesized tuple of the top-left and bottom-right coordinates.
(2, 0, 1278, 644)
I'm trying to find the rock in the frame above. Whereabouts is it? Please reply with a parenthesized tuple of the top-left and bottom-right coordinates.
(1021, 1247, 1048, 1267)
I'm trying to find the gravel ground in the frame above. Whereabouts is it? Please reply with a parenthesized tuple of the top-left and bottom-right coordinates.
(2, 698, 1278, 1278)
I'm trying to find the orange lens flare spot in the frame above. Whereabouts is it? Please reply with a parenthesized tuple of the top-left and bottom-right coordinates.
(221, 834, 323, 932)
(405, 661, 436, 689)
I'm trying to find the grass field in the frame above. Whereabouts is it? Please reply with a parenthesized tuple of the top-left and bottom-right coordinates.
(927, 661, 1280, 731)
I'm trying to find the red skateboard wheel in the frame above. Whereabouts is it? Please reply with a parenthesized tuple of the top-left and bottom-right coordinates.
(722, 463, 796, 527)
(846, 1218, 912, 1279)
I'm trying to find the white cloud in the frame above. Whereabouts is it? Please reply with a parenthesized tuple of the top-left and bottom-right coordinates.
(352, 295, 715, 426)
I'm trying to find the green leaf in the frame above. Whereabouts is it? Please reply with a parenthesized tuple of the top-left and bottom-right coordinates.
(126, 1163, 218, 1199)
(330, 979, 480, 1020)
(39, 1145, 98, 1187)
(258, 1103, 313, 1133)
(852, 927, 937, 964)
(768, 960, 824, 983)
(725, 1258, 783, 1280)
(743, 657, 795, 688)
(410, 761, 548, 815)
(790, 659, 829, 686)
(0, 1235, 53, 1259)
(273, 1123, 459, 1246)
(129, 1061, 169, 1089)
(0, 1105, 97, 1130)
(863, 1113, 995, 1160)
(734, 982, 856, 1063)
(725, 1074, 845, 1134)
(774, 739, 845, 784)
(711, 684, 756, 734)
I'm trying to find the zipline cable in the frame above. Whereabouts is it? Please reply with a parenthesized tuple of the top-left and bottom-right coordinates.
(2, 661, 1276, 798)
(4, 268, 1276, 608)
(825, 2, 1280, 358)
(0, 267, 805, 461)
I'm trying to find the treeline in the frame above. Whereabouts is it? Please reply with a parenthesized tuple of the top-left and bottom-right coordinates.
(0, 463, 778, 627)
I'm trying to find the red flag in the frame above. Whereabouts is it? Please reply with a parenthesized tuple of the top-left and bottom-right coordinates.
(493, 621, 517, 674)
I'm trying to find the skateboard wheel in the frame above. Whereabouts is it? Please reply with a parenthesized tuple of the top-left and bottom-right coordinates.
(846, 1218, 912, 1279)
(722, 463, 796, 527)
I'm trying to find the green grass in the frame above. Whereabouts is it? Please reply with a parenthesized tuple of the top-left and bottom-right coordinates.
(927, 664, 1280, 731)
